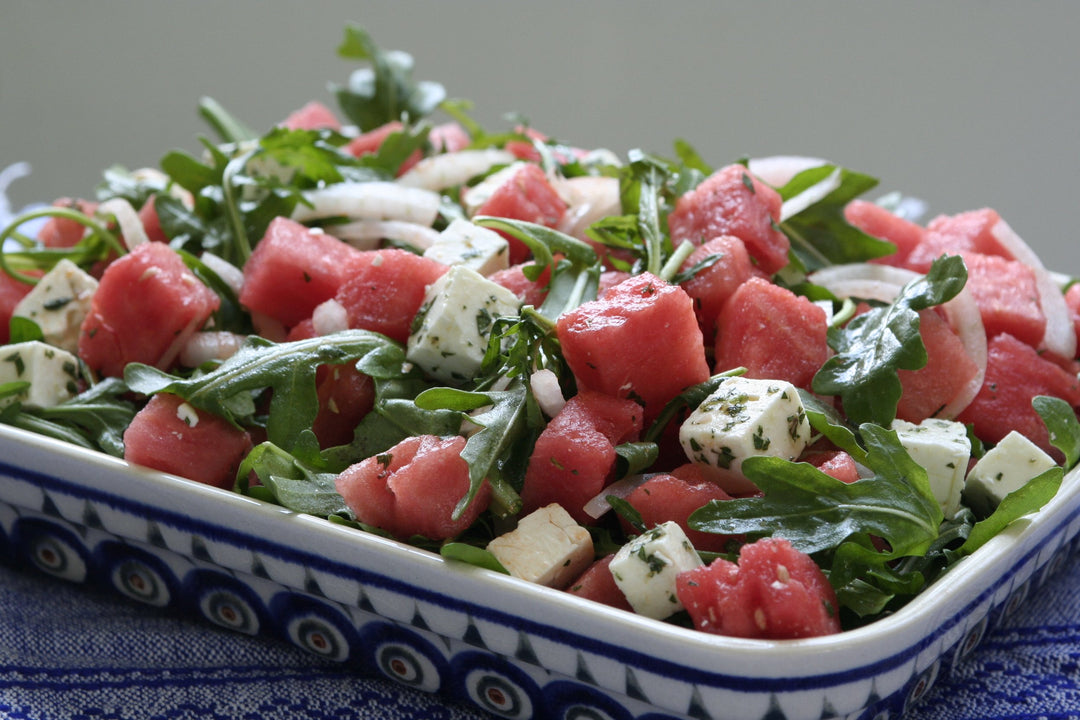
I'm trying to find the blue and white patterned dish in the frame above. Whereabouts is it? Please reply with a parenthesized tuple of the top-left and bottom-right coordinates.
(1, 421, 1078, 720)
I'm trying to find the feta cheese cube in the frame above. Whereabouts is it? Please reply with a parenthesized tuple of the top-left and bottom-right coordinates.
(608, 521, 703, 620)
(891, 418, 972, 518)
(679, 376, 811, 491)
(406, 264, 522, 383)
(486, 503, 594, 588)
(422, 219, 510, 277)
(963, 430, 1058, 516)
(0, 341, 80, 409)
(12, 259, 99, 353)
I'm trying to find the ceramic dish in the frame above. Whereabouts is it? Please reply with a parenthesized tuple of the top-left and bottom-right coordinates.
(1, 421, 1078, 720)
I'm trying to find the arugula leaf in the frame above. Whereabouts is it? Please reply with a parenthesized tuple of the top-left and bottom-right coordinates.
(776, 164, 894, 271)
(1, 377, 135, 456)
(334, 24, 446, 130)
(124, 330, 398, 453)
(689, 423, 942, 558)
(1033, 395, 1080, 469)
(812, 254, 968, 427)
(198, 96, 257, 145)
(237, 441, 351, 517)
(955, 467, 1063, 556)
(414, 384, 528, 519)
(440, 543, 509, 574)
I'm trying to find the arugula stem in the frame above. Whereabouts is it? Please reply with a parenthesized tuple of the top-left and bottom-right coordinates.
(198, 97, 257, 144)
(221, 148, 257, 264)
(657, 240, 696, 283)
(0, 206, 124, 284)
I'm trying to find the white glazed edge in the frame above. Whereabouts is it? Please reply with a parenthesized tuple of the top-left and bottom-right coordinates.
(1, 420, 1077, 684)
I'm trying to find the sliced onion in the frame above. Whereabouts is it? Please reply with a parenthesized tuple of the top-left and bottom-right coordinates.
(293, 181, 441, 226)
(199, 252, 245, 295)
(327, 220, 441, 251)
(808, 262, 987, 419)
(780, 166, 842, 222)
(747, 155, 829, 188)
(554, 175, 621, 240)
(98, 198, 150, 250)
(396, 148, 516, 192)
(991, 218, 1076, 359)
(529, 368, 565, 418)
(312, 299, 349, 336)
(179, 331, 246, 367)
(582, 473, 656, 520)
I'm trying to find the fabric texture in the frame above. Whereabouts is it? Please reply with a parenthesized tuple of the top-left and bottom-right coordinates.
(0, 551, 1079, 720)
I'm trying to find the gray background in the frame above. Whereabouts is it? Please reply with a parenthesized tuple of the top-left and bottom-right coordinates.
(2, 1, 1077, 271)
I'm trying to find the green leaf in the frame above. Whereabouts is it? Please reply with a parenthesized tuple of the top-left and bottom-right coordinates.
(776, 164, 893, 271)
(615, 442, 659, 479)
(4, 377, 136, 457)
(237, 442, 351, 517)
(957, 466, 1063, 556)
(124, 330, 398, 452)
(198, 96, 257, 144)
(812, 255, 968, 427)
(1033, 395, 1080, 469)
(8, 316, 43, 344)
(689, 423, 942, 558)
(440, 542, 509, 574)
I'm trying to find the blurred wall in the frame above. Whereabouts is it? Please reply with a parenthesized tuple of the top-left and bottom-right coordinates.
(2, 1, 1077, 271)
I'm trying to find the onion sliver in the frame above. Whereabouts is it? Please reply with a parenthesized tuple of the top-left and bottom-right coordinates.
(293, 181, 441, 226)
(808, 262, 987, 419)
(990, 218, 1075, 359)
(312, 299, 349, 336)
(555, 176, 621, 241)
(582, 474, 656, 520)
(98, 198, 150, 250)
(199, 252, 245, 295)
(179, 331, 246, 367)
(396, 149, 516, 192)
(328, 220, 441, 251)
(748, 155, 829, 189)
(529, 368, 565, 418)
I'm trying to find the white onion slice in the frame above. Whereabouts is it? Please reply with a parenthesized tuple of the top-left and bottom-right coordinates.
(747, 155, 829, 188)
(199, 252, 245, 295)
(808, 262, 987, 419)
(293, 181, 441, 226)
(178, 331, 246, 367)
(780, 166, 842, 222)
(396, 148, 516, 192)
(529, 368, 565, 418)
(327, 220, 441, 251)
(98, 198, 150, 250)
(582, 473, 656, 520)
(554, 175, 621, 241)
(990, 218, 1076, 359)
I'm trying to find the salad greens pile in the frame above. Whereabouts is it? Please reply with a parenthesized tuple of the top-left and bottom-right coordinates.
(1, 22, 1076, 632)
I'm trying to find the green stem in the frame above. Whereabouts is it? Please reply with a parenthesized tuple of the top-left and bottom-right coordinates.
(0, 206, 124, 285)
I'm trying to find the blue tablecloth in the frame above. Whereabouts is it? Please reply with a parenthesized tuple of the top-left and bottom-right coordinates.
(1, 550, 1079, 720)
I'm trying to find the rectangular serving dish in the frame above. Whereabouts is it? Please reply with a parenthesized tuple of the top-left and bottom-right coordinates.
(1, 420, 1078, 720)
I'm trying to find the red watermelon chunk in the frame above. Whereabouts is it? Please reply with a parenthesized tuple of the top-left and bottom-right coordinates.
(961, 252, 1046, 348)
(957, 332, 1080, 460)
(678, 235, 758, 340)
(520, 390, 643, 524)
(311, 363, 376, 449)
(79, 242, 220, 378)
(622, 465, 738, 554)
(895, 308, 980, 423)
(675, 537, 841, 639)
(472, 163, 568, 265)
(843, 199, 925, 268)
(565, 555, 633, 612)
(802, 448, 861, 484)
(123, 393, 252, 490)
(333, 248, 448, 344)
(335, 434, 491, 542)
(905, 208, 1013, 273)
(239, 217, 364, 331)
(668, 164, 790, 275)
(714, 276, 828, 389)
(280, 101, 341, 131)
(557, 272, 710, 423)
(0, 270, 35, 345)
(37, 198, 97, 249)
(1066, 283, 1080, 355)
(488, 261, 551, 307)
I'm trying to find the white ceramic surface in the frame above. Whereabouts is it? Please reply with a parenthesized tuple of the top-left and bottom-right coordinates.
(1, 421, 1078, 720)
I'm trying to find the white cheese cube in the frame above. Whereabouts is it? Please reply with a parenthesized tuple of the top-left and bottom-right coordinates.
(12, 259, 99, 353)
(422, 219, 510, 277)
(963, 430, 1058, 516)
(679, 376, 811, 493)
(608, 521, 703, 620)
(406, 264, 522, 383)
(486, 503, 594, 588)
(0, 341, 80, 409)
(891, 418, 972, 518)
(462, 161, 527, 216)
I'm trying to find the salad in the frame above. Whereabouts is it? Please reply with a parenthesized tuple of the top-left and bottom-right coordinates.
(1, 23, 1078, 641)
